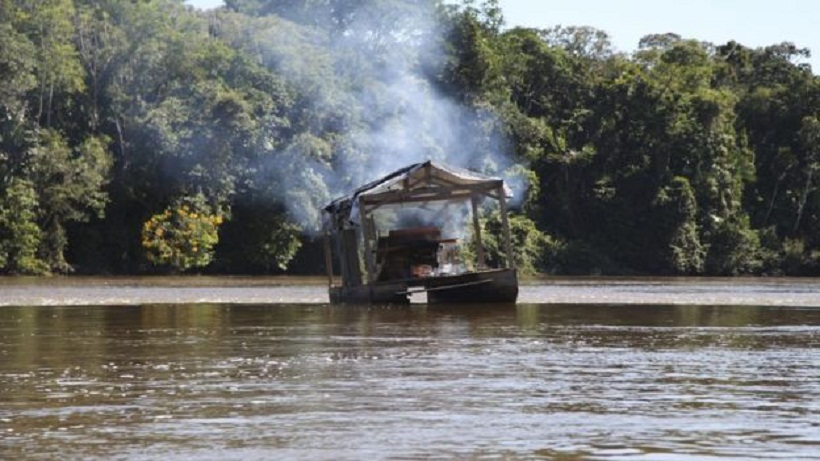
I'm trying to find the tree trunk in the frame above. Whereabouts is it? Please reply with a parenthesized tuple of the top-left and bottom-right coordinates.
(793, 168, 815, 233)
(764, 171, 786, 224)
(46, 82, 54, 127)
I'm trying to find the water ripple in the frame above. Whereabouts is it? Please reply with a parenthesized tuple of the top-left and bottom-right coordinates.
(1, 302, 819, 459)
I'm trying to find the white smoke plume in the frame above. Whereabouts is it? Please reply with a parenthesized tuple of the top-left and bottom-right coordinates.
(228, 1, 523, 231)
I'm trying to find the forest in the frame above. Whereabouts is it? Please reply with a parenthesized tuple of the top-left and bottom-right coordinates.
(1, 0, 819, 276)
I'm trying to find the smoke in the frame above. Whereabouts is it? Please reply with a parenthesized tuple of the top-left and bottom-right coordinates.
(378, 201, 473, 241)
(245, 1, 523, 232)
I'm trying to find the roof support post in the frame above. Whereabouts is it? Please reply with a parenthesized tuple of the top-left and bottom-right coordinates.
(471, 195, 486, 270)
(359, 198, 377, 284)
(340, 228, 362, 287)
(323, 231, 334, 287)
(497, 185, 515, 269)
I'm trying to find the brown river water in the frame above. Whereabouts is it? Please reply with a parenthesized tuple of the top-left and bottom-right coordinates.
(1, 277, 820, 460)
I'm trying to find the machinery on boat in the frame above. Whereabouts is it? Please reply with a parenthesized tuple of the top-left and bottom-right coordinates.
(322, 161, 518, 304)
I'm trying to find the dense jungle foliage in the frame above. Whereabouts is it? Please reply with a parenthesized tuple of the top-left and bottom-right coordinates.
(1, 0, 819, 276)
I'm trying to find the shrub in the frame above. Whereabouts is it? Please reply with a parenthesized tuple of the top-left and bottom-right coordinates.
(141, 194, 223, 272)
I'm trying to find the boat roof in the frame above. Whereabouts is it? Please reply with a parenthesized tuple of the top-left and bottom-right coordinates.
(324, 161, 510, 226)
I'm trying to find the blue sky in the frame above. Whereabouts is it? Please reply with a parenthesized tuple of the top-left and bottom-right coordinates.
(187, 0, 819, 71)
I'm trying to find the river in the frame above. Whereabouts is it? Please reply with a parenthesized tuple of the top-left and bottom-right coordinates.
(1, 277, 819, 460)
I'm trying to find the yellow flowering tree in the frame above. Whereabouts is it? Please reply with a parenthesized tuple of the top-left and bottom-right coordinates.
(141, 194, 223, 272)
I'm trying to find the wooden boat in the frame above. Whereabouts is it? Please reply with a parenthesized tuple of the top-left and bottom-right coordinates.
(322, 161, 518, 304)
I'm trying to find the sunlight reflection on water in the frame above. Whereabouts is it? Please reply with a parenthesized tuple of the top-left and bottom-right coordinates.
(1, 276, 820, 306)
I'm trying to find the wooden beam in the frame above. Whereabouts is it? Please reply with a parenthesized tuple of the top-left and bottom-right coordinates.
(396, 278, 492, 295)
(498, 185, 516, 270)
(360, 185, 497, 207)
(340, 229, 362, 287)
(471, 195, 486, 270)
(323, 232, 334, 287)
(359, 196, 377, 284)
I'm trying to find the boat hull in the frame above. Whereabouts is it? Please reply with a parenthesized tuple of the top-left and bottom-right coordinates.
(328, 282, 409, 305)
(328, 269, 518, 304)
(425, 269, 518, 304)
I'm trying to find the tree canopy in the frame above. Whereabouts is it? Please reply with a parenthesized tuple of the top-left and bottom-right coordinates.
(1, 0, 819, 276)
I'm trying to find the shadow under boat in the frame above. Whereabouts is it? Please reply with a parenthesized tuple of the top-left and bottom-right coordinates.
(322, 161, 519, 305)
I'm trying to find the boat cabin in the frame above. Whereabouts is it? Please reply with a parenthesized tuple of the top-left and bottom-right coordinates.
(322, 161, 518, 304)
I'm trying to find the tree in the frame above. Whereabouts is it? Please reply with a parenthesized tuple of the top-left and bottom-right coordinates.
(13, 0, 86, 127)
(214, 201, 302, 272)
(0, 20, 37, 122)
(0, 178, 47, 274)
(539, 25, 614, 62)
(482, 210, 553, 275)
(793, 116, 820, 233)
(440, 1, 505, 103)
(654, 177, 705, 274)
(29, 131, 112, 272)
(74, 1, 128, 132)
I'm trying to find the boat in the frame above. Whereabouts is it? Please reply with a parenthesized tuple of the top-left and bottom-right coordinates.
(322, 161, 518, 304)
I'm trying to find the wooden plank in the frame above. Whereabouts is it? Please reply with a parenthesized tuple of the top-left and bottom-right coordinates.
(396, 278, 492, 295)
